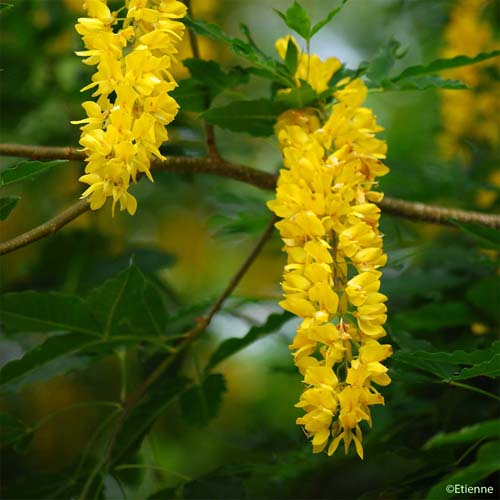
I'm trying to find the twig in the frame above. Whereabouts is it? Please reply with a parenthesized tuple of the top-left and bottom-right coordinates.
(0, 199, 90, 255)
(184, 0, 220, 160)
(0, 143, 84, 161)
(0, 143, 273, 188)
(79, 216, 277, 499)
(120, 215, 277, 409)
(0, 143, 498, 257)
(379, 196, 499, 228)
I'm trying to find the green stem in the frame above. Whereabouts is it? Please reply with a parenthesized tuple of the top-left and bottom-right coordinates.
(448, 380, 500, 401)
(28, 401, 121, 433)
(118, 350, 127, 402)
(454, 438, 487, 466)
(114, 464, 191, 482)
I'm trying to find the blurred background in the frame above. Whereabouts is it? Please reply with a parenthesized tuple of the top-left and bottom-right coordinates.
(0, 1, 498, 499)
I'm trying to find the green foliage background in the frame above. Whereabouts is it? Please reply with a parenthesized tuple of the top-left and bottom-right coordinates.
(0, 1, 499, 499)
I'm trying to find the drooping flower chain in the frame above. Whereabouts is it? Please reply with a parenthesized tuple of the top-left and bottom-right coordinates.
(73, 0, 186, 215)
(438, 0, 499, 161)
(269, 38, 392, 459)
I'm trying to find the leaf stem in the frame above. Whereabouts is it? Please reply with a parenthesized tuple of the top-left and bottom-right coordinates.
(117, 350, 128, 403)
(448, 380, 500, 401)
(27, 401, 121, 433)
(114, 463, 192, 482)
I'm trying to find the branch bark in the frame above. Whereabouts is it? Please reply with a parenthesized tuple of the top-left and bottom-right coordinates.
(0, 143, 498, 256)
(0, 198, 90, 255)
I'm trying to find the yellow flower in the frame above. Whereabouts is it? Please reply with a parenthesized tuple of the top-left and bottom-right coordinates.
(438, 0, 499, 161)
(275, 35, 341, 93)
(268, 74, 391, 459)
(72, 0, 186, 215)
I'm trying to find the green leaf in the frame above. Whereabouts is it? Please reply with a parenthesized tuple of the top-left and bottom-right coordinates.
(397, 341, 499, 367)
(184, 16, 293, 87)
(381, 76, 468, 91)
(147, 488, 178, 500)
(275, 80, 318, 108)
(392, 352, 458, 381)
(183, 469, 247, 500)
(182, 59, 250, 101)
(451, 221, 499, 250)
(425, 441, 500, 500)
(0, 195, 20, 220)
(239, 23, 269, 60)
(0, 411, 30, 451)
(284, 37, 299, 76)
(424, 419, 500, 449)
(391, 331, 437, 352)
(86, 265, 161, 337)
(388, 366, 438, 384)
(206, 311, 292, 371)
(0, 333, 99, 389)
(201, 98, 286, 136)
(0, 472, 82, 500)
(0, 3, 13, 14)
(143, 282, 168, 336)
(171, 78, 206, 112)
(392, 50, 500, 82)
(111, 376, 190, 465)
(393, 342, 499, 383)
(85, 247, 176, 288)
(392, 302, 473, 332)
(366, 38, 406, 85)
(0, 160, 67, 187)
(0, 291, 100, 336)
(451, 354, 500, 380)
(180, 373, 227, 427)
(467, 276, 499, 323)
(310, 0, 348, 37)
(275, 2, 311, 41)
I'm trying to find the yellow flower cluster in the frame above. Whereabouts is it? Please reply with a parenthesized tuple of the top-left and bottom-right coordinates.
(268, 43, 391, 458)
(438, 0, 499, 162)
(73, 0, 186, 215)
(275, 35, 341, 93)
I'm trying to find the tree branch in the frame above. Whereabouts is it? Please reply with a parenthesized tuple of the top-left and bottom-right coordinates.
(0, 143, 498, 256)
(79, 217, 276, 498)
(0, 198, 90, 255)
(122, 214, 277, 409)
(379, 196, 500, 227)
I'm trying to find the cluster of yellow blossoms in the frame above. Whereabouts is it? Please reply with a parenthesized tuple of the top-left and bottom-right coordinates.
(275, 36, 342, 94)
(73, 0, 186, 215)
(438, 0, 499, 162)
(268, 37, 391, 459)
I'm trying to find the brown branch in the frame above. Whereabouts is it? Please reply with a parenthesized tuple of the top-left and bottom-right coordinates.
(379, 197, 500, 228)
(121, 215, 277, 409)
(0, 142, 498, 257)
(0, 198, 90, 255)
(0, 143, 274, 189)
(0, 143, 85, 161)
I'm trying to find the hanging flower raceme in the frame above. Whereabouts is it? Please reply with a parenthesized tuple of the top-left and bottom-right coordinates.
(268, 43, 392, 458)
(72, 0, 186, 215)
(438, 0, 499, 162)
